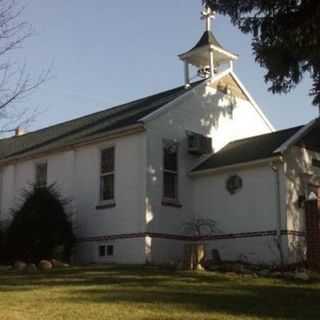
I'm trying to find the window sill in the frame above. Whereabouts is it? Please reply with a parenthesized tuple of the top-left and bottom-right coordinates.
(162, 199, 182, 208)
(96, 200, 116, 210)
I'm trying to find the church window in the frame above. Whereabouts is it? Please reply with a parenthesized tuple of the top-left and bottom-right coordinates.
(163, 140, 179, 201)
(98, 245, 114, 257)
(100, 147, 115, 202)
(107, 245, 114, 256)
(98, 245, 106, 257)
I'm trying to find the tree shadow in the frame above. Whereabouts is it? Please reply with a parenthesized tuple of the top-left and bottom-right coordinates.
(60, 274, 320, 319)
(0, 265, 230, 289)
(1, 266, 320, 319)
(61, 285, 320, 319)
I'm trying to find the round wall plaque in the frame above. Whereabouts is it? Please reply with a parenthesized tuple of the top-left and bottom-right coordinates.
(226, 175, 243, 194)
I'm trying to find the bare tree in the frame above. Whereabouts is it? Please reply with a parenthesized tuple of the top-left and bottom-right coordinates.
(183, 218, 217, 271)
(0, 0, 48, 135)
(183, 218, 217, 237)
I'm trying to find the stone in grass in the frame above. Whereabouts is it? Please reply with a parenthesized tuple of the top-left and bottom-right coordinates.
(6, 266, 12, 272)
(241, 273, 258, 279)
(26, 263, 38, 273)
(271, 271, 282, 278)
(293, 272, 309, 281)
(51, 259, 70, 268)
(283, 272, 295, 279)
(13, 261, 27, 272)
(38, 260, 53, 271)
(227, 263, 253, 275)
(257, 269, 271, 277)
(225, 272, 239, 278)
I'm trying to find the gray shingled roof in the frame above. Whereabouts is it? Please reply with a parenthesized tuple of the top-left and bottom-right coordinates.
(191, 31, 224, 51)
(192, 126, 303, 172)
(0, 82, 200, 162)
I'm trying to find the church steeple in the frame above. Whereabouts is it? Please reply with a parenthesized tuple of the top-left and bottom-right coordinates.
(178, 2, 238, 87)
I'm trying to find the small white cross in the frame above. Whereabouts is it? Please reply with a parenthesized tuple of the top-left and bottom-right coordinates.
(201, 4, 216, 31)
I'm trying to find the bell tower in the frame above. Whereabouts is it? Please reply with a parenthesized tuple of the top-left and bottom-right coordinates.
(178, 2, 238, 87)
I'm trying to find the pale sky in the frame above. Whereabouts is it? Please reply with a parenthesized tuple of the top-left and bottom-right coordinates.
(11, 0, 318, 132)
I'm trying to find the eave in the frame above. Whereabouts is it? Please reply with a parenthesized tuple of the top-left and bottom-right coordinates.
(189, 155, 283, 177)
(0, 123, 145, 167)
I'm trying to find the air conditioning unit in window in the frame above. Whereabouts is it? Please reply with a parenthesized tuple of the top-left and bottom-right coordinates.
(186, 131, 212, 155)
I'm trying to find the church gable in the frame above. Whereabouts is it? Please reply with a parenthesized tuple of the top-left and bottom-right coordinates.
(213, 73, 249, 101)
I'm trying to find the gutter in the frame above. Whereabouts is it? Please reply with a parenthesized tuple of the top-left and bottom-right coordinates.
(189, 155, 283, 177)
(0, 123, 145, 167)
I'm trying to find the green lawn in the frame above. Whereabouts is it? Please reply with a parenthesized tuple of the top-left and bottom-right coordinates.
(0, 265, 320, 320)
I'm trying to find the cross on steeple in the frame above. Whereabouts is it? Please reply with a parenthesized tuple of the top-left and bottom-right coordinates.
(201, 2, 215, 32)
(178, 1, 238, 87)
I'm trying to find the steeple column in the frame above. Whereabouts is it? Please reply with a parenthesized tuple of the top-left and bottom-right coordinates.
(210, 47, 214, 78)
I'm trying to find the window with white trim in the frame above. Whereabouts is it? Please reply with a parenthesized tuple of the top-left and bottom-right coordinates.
(98, 244, 114, 257)
(163, 140, 178, 201)
(107, 245, 114, 256)
(35, 162, 47, 188)
(98, 245, 106, 257)
(100, 147, 115, 202)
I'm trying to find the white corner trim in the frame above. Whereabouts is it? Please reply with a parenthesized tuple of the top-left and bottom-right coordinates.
(229, 71, 275, 132)
(209, 67, 233, 85)
(274, 119, 317, 154)
(189, 155, 283, 177)
(140, 69, 233, 124)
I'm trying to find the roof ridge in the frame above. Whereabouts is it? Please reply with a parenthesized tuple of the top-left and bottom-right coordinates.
(0, 81, 196, 142)
(227, 125, 303, 146)
(0, 79, 205, 161)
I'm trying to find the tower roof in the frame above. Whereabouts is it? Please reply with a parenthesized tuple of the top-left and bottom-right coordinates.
(190, 31, 224, 52)
(178, 30, 238, 69)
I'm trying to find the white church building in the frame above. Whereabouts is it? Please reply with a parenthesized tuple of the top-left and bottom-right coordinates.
(1, 5, 320, 267)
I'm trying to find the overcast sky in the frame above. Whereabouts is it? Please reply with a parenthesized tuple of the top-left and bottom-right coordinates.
(14, 0, 317, 132)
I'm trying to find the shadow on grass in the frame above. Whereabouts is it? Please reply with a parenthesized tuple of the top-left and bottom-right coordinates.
(1, 265, 320, 319)
(63, 285, 320, 319)
(0, 265, 230, 290)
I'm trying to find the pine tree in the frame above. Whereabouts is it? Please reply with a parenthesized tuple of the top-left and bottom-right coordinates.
(207, 0, 320, 107)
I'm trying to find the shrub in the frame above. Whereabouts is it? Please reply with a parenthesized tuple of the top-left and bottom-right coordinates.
(0, 223, 3, 263)
(6, 184, 75, 263)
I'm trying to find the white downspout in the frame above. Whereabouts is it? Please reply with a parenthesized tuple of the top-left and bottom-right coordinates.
(271, 159, 285, 268)
(184, 62, 190, 88)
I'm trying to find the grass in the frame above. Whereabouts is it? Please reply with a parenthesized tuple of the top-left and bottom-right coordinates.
(0, 265, 320, 320)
